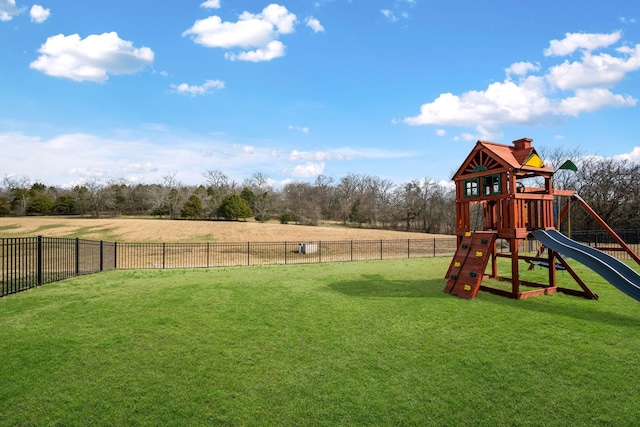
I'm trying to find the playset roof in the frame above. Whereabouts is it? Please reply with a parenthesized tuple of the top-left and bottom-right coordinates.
(452, 138, 554, 179)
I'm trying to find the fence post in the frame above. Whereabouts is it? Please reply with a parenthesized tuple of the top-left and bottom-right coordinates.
(433, 238, 436, 257)
(114, 242, 118, 270)
(284, 242, 287, 264)
(247, 242, 250, 266)
(37, 236, 43, 286)
(350, 240, 353, 262)
(75, 238, 80, 276)
(162, 242, 166, 269)
(407, 239, 410, 259)
(380, 240, 383, 260)
(100, 241, 104, 272)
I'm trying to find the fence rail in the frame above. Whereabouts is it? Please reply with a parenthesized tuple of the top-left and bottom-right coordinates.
(1, 236, 458, 297)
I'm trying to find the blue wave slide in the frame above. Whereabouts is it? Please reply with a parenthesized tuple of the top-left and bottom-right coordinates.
(531, 229, 640, 302)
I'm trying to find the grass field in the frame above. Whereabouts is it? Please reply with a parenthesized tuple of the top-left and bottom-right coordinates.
(1, 258, 640, 426)
(0, 216, 446, 243)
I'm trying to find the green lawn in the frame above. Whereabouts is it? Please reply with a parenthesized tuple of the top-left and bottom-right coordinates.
(1, 258, 639, 426)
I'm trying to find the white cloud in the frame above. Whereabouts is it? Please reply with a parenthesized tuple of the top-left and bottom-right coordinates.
(30, 4, 49, 23)
(544, 31, 621, 56)
(620, 17, 637, 25)
(403, 31, 640, 131)
(290, 150, 341, 161)
(288, 125, 310, 133)
(68, 166, 112, 178)
(225, 40, 285, 62)
(505, 61, 539, 77)
(613, 146, 640, 163)
(170, 79, 225, 96)
(546, 44, 640, 90)
(288, 162, 325, 177)
(305, 16, 324, 33)
(122, 163, 158, 173)
(0, 131, 281, 186)
(558, 88, 636, 116)
(289, 147, 414, 162)
(403, 76, 553, 127)
(0, 0, 23, 21)
(453, 133, 478, 142)
(250, 4, 296, 33)
(200, 0, 220, 9)
(183, 3, 297, 62)
(381, 9, 397, 22)
(232, 144, 254, 154)
(30, 32, 154, 83)
(381, 0, 412, 23)
(452, 125, 502, 142)
(436, 129, 446, 136)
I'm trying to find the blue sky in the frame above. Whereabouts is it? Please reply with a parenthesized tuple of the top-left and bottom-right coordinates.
(1, 0, 639, 188)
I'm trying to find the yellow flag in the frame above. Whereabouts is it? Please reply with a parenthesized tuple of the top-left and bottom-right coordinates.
(524, 153, 544, 168)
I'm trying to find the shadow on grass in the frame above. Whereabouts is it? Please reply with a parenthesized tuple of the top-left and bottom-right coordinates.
(480, 290, 640, 327)
(328, 275, 448, 298)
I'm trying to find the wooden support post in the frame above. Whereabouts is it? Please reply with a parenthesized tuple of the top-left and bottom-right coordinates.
(510, 238, 520, 297)
(490, 238, 498, 278)
(548, 248, 557, 289)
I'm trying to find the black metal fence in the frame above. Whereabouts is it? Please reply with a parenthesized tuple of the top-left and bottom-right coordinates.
(570, 229, 640, 245)
(0, 237, 116, 297)
(1, 236, 458, 297)
(5, 231, 639, 298)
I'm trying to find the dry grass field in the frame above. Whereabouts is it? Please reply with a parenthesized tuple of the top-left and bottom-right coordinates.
(0, 216, 451, 243)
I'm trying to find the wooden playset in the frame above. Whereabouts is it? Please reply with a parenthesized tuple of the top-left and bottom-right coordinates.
(444, 138, 640, 300)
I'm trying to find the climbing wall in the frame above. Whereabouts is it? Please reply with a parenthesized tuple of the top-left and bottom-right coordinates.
(444, 231, 497, 299)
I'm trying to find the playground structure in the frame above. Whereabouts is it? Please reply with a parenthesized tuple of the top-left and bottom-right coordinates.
(444, 138, 640, 301)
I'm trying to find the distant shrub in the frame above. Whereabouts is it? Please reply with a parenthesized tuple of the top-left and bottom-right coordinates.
(279, 212, 294, 224)
(217, 194, 252, 220)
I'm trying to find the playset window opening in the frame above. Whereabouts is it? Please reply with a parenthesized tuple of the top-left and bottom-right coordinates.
(483, 174, 501, 196)
(464, 178, 479, 197)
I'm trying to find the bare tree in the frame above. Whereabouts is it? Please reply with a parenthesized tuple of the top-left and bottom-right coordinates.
(395, 180, 427, 232)
(80, 178, 114, 218)
(147, 183, 169, 217)
(336, 173, 365, 224)
(537, 145, 587, 191)
(362, 176, 396, 227)
(314, 175, 336, 220)
(281, 181, 320, 225)
(573, 158, 640, 230)
(244, 172, 274, 222)
(2, 175, 30, 215)
(202, 170, 234, 218)
(162, 173, 188, 220)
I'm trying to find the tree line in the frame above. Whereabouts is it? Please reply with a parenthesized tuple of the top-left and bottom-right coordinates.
(0, 170, 457, 234)
(1, 146, 638, 233)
